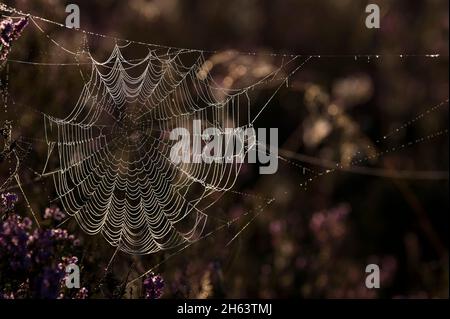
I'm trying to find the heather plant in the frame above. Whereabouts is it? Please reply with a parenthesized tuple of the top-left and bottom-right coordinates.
(143, 273, 165, 299)
(0, 193, 89, 298)
(0, 16, 28, 61)
(0, 194, 167, 299)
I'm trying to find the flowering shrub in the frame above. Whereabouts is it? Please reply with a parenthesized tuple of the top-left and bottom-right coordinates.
(0, 192, 88, 298)
(1, 192, 18, 211)
(143, 273, 164, 299)
(0, 16, 28, 61)
(0, 192, 165, 299)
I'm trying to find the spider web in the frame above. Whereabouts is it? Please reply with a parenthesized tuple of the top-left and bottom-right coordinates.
(0, 3, 309, 256)
(36, 43, 301, 254)
(1, 3, 447, 262)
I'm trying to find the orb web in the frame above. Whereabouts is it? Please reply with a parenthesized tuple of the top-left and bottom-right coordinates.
(41, 44, 296, 254)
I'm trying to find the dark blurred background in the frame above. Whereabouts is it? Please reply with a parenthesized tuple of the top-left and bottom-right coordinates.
(1, 0, 448, 298)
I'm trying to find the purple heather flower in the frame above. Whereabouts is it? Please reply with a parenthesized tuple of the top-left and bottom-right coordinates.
(11, 16, 29, 40)
(1, 192, 18, 210)
(1, 201, 84, 298)
(58, 255, 79, 271)
(75, 287, 89, 299)
(143, 273, 164, 299)
(44, 206, 66, 221)
(0, 16, 28, 61)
